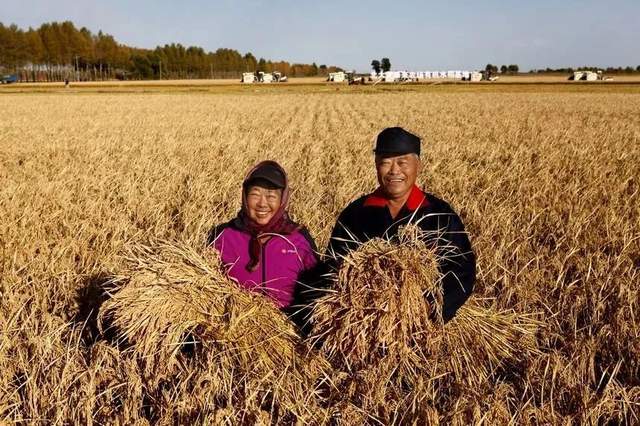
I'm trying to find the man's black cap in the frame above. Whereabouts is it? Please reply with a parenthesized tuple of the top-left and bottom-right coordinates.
(373, 127, 421, 156)
(245, 162, 286, 189)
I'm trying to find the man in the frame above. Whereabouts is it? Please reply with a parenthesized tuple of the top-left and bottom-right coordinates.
(326, 127, 476, 322)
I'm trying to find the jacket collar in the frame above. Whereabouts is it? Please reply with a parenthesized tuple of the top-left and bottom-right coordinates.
(363, 184, 428, 211)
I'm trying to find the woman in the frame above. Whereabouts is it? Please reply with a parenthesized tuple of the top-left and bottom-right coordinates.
(207, 161, 319, 325)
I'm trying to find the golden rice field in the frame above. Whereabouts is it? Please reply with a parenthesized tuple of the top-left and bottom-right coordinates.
(1, 84, 639, 424)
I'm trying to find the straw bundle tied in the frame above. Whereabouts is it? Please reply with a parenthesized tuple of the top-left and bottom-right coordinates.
(311, 225, 541, 423)
(98, 241, 331, 424)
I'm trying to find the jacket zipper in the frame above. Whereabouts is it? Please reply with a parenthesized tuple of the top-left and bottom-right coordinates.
(261, 242, 267, 289)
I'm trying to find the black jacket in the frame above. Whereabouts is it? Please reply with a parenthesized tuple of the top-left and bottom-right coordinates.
(325, 185, 476, 322)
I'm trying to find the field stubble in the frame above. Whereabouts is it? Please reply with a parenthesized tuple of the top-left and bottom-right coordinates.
(0, 89, 639, 423)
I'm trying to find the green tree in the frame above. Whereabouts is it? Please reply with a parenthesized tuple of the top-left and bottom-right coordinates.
(130, 53, 154, 78)
(371, 59, 381, 74)
(243, 53, 257, 72)
(381, 57, 391, 72)
(500, 65, 508, 74)
(508, 64, 519, 74)
(257, 58, 267, 72)
(485, 64, 498, 77)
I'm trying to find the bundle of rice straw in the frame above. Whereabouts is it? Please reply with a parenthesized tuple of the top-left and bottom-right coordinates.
(310, 225, 541, 423)
(98, 240, 332, 424)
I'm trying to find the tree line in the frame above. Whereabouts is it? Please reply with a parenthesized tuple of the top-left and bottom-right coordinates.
(532, 66, 640, 74)
(484, 64, 519, 75)
(0, 21, 342, 81)
(487, 64, 640, 75)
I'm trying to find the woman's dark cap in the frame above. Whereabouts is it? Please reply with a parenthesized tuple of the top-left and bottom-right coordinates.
(244, 162, 286, 189)
(373, 127, 421, 156)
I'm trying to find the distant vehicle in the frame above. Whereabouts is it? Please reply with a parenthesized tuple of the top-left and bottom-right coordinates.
(242, 72, 256, 83)
(569, 70, 600, 81)
(272, 71, 287, 82)
(327, 71, 346, 83)
(242, 71, 287, 83)
(1, 74, 18, 84)
(256, 71, 274, 83)
(569, 71, 585, 81)
(347, 72, 366, 85)
(257, 71, 278, 83)
(479, 71, 499, 82)
(469, 72, 483, 82)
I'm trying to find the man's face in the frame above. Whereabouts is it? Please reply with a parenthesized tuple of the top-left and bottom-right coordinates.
(246, 185, 282, 225)
(375, 153, 421, 200)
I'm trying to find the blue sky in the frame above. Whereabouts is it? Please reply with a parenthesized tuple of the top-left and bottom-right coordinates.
(3, 0, 638, 72)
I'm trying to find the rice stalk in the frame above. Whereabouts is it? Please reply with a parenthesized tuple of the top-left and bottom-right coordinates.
(99, 240, 332, 424)
(311, 225, 541, 423)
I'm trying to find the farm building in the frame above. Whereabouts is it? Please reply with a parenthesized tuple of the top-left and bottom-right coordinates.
(382, 71, 400, 82)
(371, 69, 479, 83)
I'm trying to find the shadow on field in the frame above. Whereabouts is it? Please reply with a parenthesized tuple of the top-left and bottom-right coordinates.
(74, 273, 116, 344)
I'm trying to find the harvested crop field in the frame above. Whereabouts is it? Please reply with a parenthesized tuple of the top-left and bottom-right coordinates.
(1, 86, 639, 424)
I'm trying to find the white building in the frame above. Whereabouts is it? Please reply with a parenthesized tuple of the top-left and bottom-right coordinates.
(369, 69, 478, 82)
(382, 71, 400, 82)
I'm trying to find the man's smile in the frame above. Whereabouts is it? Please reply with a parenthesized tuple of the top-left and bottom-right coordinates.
(386, 177, 406, 184)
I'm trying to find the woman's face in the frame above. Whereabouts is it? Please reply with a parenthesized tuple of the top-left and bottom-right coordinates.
(246, 185, 283, 225)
